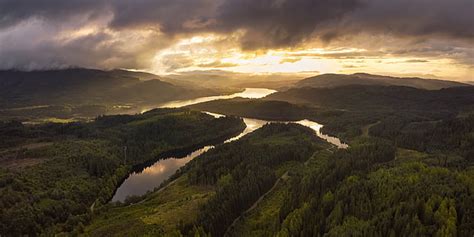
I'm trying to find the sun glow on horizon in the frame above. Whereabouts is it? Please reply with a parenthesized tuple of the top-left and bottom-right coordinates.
(149, 34, 473, 81)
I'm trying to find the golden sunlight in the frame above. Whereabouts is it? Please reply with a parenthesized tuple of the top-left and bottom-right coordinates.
(149, 34, 471, 81)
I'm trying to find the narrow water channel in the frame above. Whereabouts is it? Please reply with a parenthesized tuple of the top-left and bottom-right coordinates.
(111, 88, 348, 202)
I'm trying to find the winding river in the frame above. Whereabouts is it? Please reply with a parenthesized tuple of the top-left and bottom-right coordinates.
(111, 88, 348, 202)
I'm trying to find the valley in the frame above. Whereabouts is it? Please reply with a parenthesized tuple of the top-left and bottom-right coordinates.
(0, 71, 473, 236)
(2, 1, 473, 235)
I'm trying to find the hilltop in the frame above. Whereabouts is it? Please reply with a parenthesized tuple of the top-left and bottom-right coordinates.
(295, 73, 469, 90)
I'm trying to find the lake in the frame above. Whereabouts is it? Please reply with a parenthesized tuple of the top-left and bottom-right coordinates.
(111, 88, 347, 202)
(140, 88, 277, 113)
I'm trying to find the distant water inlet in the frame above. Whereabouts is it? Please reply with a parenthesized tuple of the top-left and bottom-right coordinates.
(140, 88, 277, 113)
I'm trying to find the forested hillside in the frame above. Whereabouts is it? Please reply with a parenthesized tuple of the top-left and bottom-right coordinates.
(0, 69, 227, 121)
(268, 85, 474, 114)
(269, 85, 472, 133)
(83, 123, 329, 236)
(176, 85, 474, 236)
(0, 109, 245, 236)
(0, 69, 210, 107)
(191, 85, 474, 161)
(232, 137, 473, 236)
(295, 73, 469, 90)
(84, 123, 474, 236)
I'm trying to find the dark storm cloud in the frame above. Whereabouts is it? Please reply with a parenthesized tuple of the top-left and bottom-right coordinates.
(0, 0, 108, 29)
(104, 0, 363, 50)
(0, 17, 172, 70)
(0, 0, 472, 70)
(1, 0, 472, 47)
(108, 0, 473, 48)
(346, 0, 474, 40)
(211, 0, 362, 49)
(109, 0, 218, 31)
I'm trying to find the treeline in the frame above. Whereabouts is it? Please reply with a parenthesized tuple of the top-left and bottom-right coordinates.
(0, 104, 108, 121)
(0, 109, 245, 236)
(180, 123, 327, 236)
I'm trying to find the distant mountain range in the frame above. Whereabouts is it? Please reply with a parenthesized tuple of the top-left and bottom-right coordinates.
(295, 73, 469, 90)
(1, 68, 471, 115)
(0, 68, 217, 109)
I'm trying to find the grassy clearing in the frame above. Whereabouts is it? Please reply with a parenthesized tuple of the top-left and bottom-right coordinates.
(83, 176, 215, 236)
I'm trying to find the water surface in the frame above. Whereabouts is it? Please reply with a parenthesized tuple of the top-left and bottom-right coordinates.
(111, 147, 213, 202)
(111, 88, 347, 202)
(141, 88, 277, 113)
(111, 116, 268, 202)
(111, 115, 347, 202)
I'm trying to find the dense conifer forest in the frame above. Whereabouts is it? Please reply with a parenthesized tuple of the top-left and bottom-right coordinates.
(0, 109, 244, 235)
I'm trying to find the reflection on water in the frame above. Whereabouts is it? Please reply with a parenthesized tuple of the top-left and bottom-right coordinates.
(295, 120, 349, 149)
(112, 88, 348, 202)
(111, 115, 348, 202)
(111, 115, 269, 202)
(207, 113, 348, 148)
(141, 88, 277, 113)
(224, 118, 268, 143)
(204, 112, 268, 143)
(111, 146, 213, 202)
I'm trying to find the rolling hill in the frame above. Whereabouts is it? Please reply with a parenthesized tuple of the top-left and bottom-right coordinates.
(0, 68, 217, 108)
(295, 73, 469, 90)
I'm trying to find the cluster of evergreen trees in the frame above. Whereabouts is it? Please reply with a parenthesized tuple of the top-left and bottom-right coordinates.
(274, 139, 473, 236)
(0, 109, 244, 236)
(77, 119, 473, 236)
(161, 124, 323, 236)
(371, 114, 474, 162)
(180, 123, 327, 236)
(172, 135, 473, 236)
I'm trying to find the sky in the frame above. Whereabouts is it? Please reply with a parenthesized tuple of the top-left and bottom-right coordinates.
(0, 0, 473, 81)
